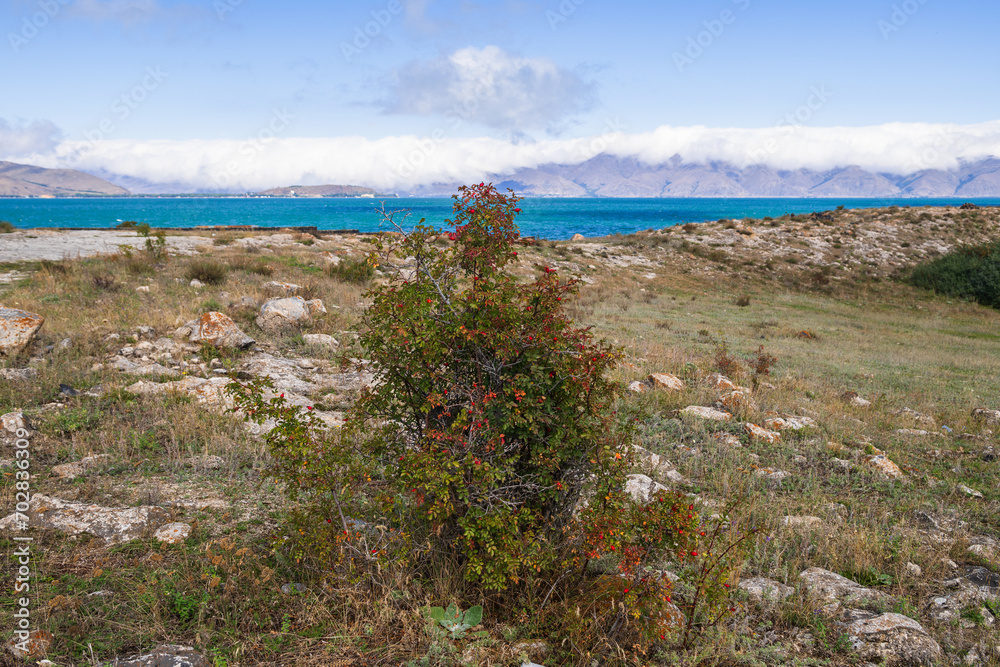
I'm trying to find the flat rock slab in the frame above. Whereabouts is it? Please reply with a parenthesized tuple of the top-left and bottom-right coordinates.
(624, 474, 671, 503)
(799, 567, 893, 613)
(738, 577, 794, 604)
(256, 297, 312, 330)
(680, 406, 732, 421)
(51, 454, 110, 480)
(846, 613, 942, 666)
(104, 644, 209, 667)
(0, 306, 44, 355)
(176, 311, 254, 349)
(154, 522, 192, 544)
(0, 494, 172, 545)
(0, 230, 209, 263)
(647, 373, 684, 391)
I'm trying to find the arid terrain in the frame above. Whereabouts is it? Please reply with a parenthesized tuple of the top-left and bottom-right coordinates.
(1, 203, 998, 666)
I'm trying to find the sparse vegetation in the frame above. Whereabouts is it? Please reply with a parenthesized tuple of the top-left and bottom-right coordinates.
(184, 258, 228, 285)
(908, 239, 1000, 308)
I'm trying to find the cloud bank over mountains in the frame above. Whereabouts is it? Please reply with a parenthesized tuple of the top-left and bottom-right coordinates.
(2, 119, 999, 193)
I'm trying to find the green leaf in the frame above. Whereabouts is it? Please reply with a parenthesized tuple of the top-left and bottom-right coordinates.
(427, 606, 446, 622)
(463, 605, 483, 627)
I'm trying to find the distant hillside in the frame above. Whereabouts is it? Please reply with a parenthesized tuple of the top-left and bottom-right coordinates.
(258, 184, 389, 198)
(404, 155, 1000, 198)
(0, 161, 130, 197)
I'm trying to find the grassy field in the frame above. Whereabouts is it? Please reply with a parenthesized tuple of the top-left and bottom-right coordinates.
(0, 207, 998, 666)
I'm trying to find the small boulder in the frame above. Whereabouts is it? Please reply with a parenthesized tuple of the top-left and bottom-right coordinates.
(302, 333, 339, 349)
(262, 281, 302, 295)
(624, 474, 671, 503)
(862, 454, 906, 480)
(51, 454, 110, 480)
(647, 373, 684, 391)
(571, 233, 586, 241)
(189, 279, 204, 288)
(0, 494, 172, 545)
(765, 416, 816, 431)
(154, 522, 192, 545)
(182, 312, 254, 349)
(972, 408, 1000, 425)
(704, 373, 736, 392)
(256, 297, 311, 331)
(798, 567, 893, 613)
(680, 406, 732, 421)
(0, 306, 44, 356)
(738, 577, 794, 604)
(627, 380, 646, 393)
(306, 298, 327, 316)
(846, 613, 942, 666)
(5, 629, 53, 660)
(745, 423, 781, 444)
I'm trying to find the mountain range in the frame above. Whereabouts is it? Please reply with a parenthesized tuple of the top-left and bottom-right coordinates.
(2, 156, 1000, 198)
(404, 155, 1000, 198)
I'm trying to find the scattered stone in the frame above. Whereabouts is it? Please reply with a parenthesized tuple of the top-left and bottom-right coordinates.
(183, 455, 224, 470)
(958, 483, 983, 499)
(51, 454, 110, 480)
(971, 408, 1000, 425)
(745, 423, 781, 444)
(765, 416, 817, 431)
(135, 285, 150, 292)
(893, 407, 936, 427)
(905, 562, 922, 578)
(845, 613, 942, 667)
(738, 577, 794, 604)
(571, 233, 585, 241)
(647, 373, 684, 391)
(302, 333, 339, 349)
(5, 629, 53, 660)
(189, 278, 204, 288)
(262, 281, 302, 295)
(280, 583, 308, 595)
(108, 356, 181, 377)
(828, 457, 852, 471)
(781, 516, 824, 529)
(704, 373, 737, 392)
(680, 406, 732, 421)
(306, 298, 327, 316)
(0, 367, 37, 380)
(895, 428, 934, 437)
(624, 474, 671, 503)
(154, 522, 192, 545)
(798, 567, 893, 613)
(105, 644, 210, 667)
(0, 494, 172, 545)
(256, 297, 312, 330)
(719, 389, 756, 413)
(862, 454, 907, 480)
(0, 305, 44, 356)
(753, 467, 790, 483)
(627, 380, 646, 393)
(177, 312, 254, 349)
(710, 432, 742, 448)
(842, 391, 872, 407)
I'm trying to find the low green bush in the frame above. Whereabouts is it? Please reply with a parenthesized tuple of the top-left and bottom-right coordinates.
(908, 239, 1000, 308)
(185, 258, 228, 285)
(0, 221, 15, 233)
(326, 256, 375, 284)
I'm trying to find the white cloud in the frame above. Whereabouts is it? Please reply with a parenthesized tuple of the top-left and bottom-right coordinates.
(8, 121, 1000, 192)
(67, 0, 160, 23)
(0, 118, 63, 157)
(383, 46, 597, 132)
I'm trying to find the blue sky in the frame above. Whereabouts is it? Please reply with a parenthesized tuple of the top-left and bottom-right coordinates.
(2, 0, 999, 190)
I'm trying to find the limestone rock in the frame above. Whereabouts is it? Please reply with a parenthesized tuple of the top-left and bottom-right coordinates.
(256, 297, 311, 330)
(895, 428, 934, 437)
(105, 644, 210, 667)
(862, 454, 906, 480)
(781, 515, 825, 529)
(893, 407, 936, 427)
(5, 629, 53, 660)
(765, 416, 817, 431)
(719, 388, 756, 413)
(302, 333, 339, 349)
(799, 567, 893, 613)
(846, 613, 942, 666)
(0, 305, 44, 355)
(1, 411, 30, 443)
(971, 408, 1000, 425)
(680, 406, 732, 421)
(262, 281, 302, 295)
(958, 483, 983, 499)
(704, 373, 737, 392)
(647, 373, 684, 391)
(753, 467, 790, 483)
(108, 356, 180, 377)
(154, 522, 192, 545)
(305, 298, 327, 316)
(624, 474, 671, 503)
(1, 494, 172, 545)
(0, 367, 37, 380)
(571, 233, 585, 241)
(51, 454, 110, 480)
(842, 391, 871, 407)
(745, 423, 781, 443)
(738, 577, 794, 604)
(179, 312, 254, 349)
(627, 380, 646, 393)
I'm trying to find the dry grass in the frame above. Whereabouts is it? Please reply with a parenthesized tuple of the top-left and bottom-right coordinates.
(1, 211, 999, 666)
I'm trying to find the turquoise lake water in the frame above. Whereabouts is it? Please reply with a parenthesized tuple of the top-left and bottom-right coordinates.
(2, 197, 998, 240)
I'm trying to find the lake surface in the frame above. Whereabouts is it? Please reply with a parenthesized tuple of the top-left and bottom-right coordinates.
(2, 197, 998, 240)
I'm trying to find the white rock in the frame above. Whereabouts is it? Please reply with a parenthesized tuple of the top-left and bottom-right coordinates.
(256, 297, 311, 330)
(624, 474, 671, 503)
(302, 333, 339, 349)
(0, 305, 44, 356)
(0, 494, 172, 545)
(680, 406, 732, 421)
(905, 562, 922, 577)
(262, 281, 302, 295)
(647, 373, 684, 391)
(627, 380, 646, 393)
(189, 278, 204, 288)
(738, 577, 794, 604)
(154, 522, 192, 544)
(135, 285, 150, 292)
(178, 311, 255, 349)
(781, 516, 824, 529)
